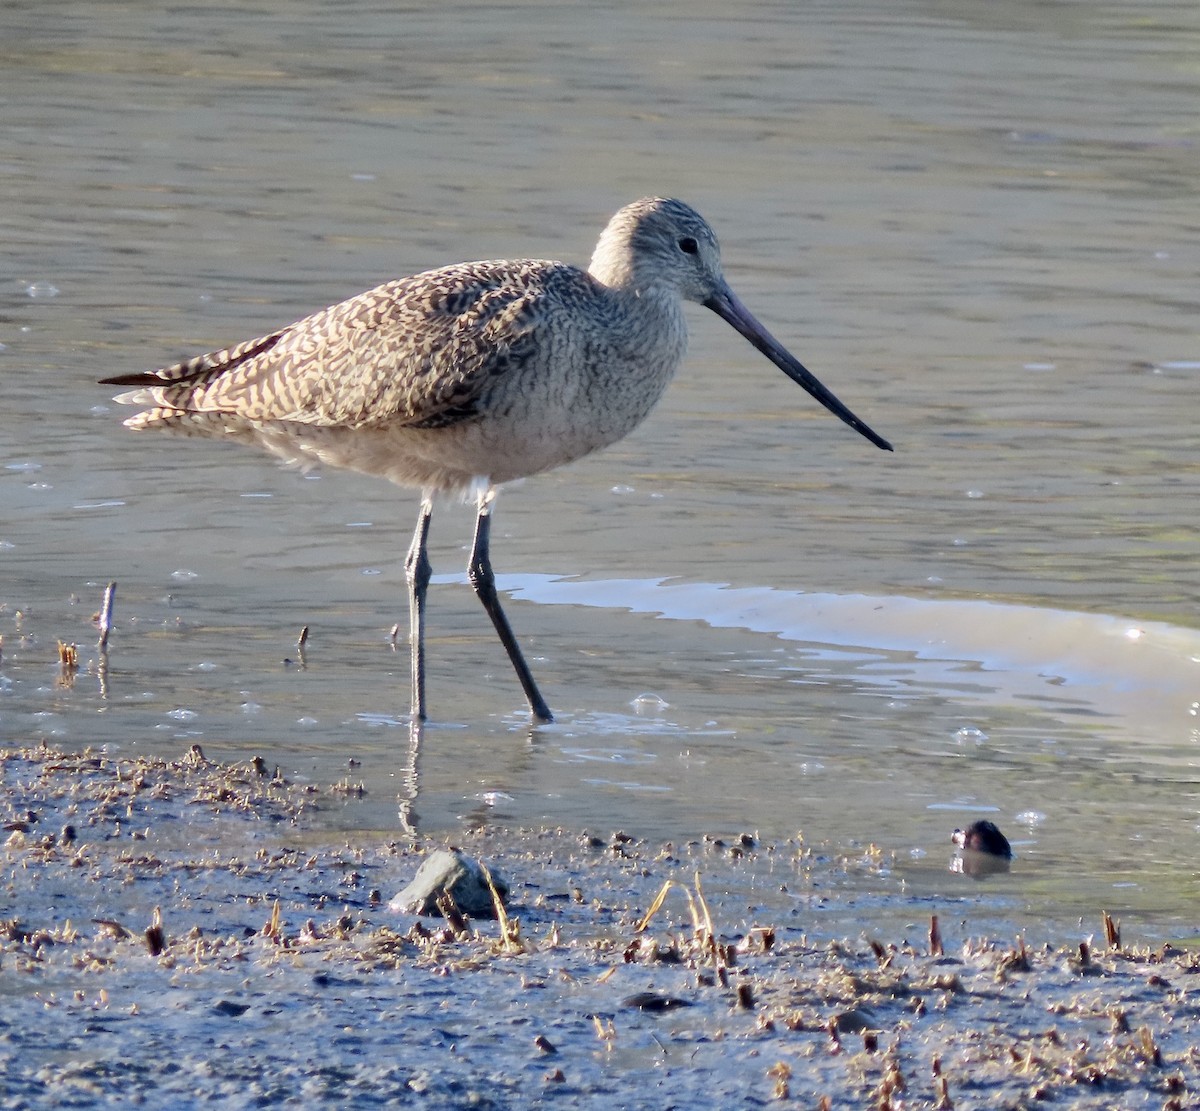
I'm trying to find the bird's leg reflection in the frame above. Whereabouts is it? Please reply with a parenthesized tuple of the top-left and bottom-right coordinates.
(97, 647, 110, 701)
(396, 716, 423, 834)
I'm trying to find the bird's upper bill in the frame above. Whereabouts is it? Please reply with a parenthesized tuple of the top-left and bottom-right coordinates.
(704, 281, 893, 452)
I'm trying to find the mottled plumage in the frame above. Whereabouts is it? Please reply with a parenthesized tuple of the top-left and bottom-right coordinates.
(103, 197, 891, 723)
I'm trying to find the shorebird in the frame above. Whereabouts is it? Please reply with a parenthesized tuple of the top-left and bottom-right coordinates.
(103, 197, 892, 724)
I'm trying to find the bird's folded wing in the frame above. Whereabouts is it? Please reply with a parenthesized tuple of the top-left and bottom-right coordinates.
(102, 260, 586, 430)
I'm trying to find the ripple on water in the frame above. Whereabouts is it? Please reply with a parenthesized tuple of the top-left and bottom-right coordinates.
(557, 746, 658, 765)
(579, 778, 672, 793)
(557, 710, 733, 739)
(630, 691, 670, 712)
(356, 711, 408, 728)
(472, 790, 514, 806)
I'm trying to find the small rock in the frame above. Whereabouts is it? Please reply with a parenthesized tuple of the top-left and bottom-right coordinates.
(213, 1000, 250, 1017)
(833, 1007, 877, 1034)
(389, 848, 508, 918)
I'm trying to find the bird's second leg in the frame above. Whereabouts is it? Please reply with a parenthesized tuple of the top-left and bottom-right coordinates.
(468, 488, 554, 724)
(404, 494, 434, 722)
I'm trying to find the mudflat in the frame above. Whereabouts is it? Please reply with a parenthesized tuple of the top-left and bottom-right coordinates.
(2, 743, 1195, 1108)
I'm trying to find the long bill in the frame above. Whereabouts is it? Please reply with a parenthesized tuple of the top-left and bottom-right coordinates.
(704, 283, 893, 452)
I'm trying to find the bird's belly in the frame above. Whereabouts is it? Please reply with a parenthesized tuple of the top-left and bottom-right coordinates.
(390, 405, 631, 488)
(257, 401, 637, 494)
(358, 362, 672, 491)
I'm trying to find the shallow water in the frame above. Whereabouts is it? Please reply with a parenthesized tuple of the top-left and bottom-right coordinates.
(2, 1, 1199, 939)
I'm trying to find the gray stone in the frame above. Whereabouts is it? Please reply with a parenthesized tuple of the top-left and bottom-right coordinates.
(389, 849, 508, 918)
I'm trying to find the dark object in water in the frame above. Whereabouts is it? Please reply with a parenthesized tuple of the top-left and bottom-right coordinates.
(952, 820, 1012, 858)
(622, 992, 694, 1012)
(951, 820, 1013, 877)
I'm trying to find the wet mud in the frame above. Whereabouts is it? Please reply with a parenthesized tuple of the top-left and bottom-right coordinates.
(2, 743, 1197, 1108)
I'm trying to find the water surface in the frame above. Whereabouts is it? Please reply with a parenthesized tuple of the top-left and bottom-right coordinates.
(2, 0, 1198, 939)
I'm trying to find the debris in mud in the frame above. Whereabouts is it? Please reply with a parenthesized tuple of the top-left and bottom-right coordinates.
(55, 640, 78, 688)
(143, 906, 166, 956)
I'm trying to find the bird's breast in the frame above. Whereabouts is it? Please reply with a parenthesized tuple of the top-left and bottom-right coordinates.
(408, 314, 687, 487)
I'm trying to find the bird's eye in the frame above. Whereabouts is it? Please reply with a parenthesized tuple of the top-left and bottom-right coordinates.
(678, 236, 699, 255)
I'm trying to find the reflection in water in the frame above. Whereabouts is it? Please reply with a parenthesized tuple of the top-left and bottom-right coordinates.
(396, 718, 422, 835)
(950, 849, 1013, 879)
(354, 710, 426, 832)
(96, 647, 111, 701)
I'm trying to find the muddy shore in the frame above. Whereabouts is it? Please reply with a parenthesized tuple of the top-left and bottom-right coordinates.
(1, 742, 1196, 1109)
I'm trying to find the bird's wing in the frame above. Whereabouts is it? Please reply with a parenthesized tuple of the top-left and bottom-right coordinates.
(103, 261, 589, 430)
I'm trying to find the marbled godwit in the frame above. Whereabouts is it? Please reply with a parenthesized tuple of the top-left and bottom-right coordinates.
(102, 197, 892, 724)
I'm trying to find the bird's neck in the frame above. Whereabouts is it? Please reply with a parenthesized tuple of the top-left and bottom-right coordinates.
(588, 255, 680, 316)
(586, 237, 687, 366)
(589, 233, 676, 298)
(596, 281, 689, 380)
(587, 223, 636, 289)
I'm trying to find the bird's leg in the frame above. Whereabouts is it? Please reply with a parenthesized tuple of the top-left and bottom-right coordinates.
(404, 494, 434, 722)
(467, 489, 554, 724)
